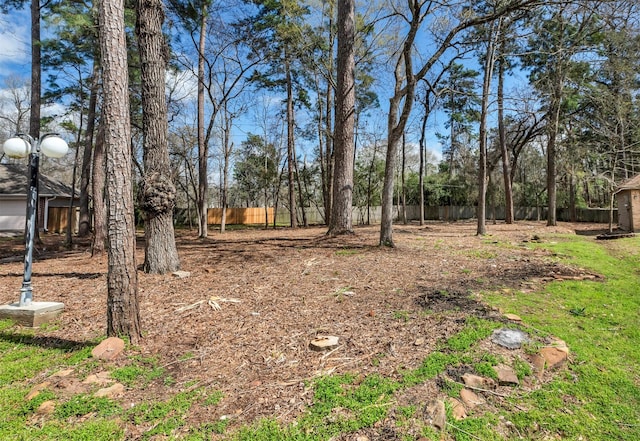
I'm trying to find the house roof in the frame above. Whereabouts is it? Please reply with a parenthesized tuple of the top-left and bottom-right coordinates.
(0, 163, 77, 198)
(615, 174, 640, 193)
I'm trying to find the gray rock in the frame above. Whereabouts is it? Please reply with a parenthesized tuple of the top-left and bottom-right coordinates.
(491, 328, 529, 349)
(424, 399, 446, 430)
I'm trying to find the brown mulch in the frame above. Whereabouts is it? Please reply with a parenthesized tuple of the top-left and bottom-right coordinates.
(0, 221, 606, 436)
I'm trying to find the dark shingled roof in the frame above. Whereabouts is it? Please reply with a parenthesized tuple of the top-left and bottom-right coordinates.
(615, 174, 640, 193)
(0, 163, 76, 197)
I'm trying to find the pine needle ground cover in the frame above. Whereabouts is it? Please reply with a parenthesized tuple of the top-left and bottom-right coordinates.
(0, 222, 638, 439)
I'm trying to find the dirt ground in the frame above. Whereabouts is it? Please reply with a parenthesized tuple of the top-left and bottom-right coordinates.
(0, 221, 607, 437)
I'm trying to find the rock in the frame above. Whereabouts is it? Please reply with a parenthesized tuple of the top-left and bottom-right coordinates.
(91, 337, 125, 361)
(494, 364, 519, 386)
(539, 347, 568, 370)
(491, 328, 529, 349)
(460, 388, 484, 409)
(447, 397, 467, 420)
(414, 337, 425, 346)
(461, 373, 496, 390)
(54, 378, 87, 395)
(51, 368, 74, 378)
(504, 313, 522, 322)
(550, 338, 569, 353)
(309, 336, 339, 351)
(172, 270, 191, 279)
(529, 354, 546, 379)
(36, 400, 56, 415)
(94, 383, 125, 398)
(82, 371, 112, 385)
(25, 382, 51, 401)
(424, 399, 446, 430)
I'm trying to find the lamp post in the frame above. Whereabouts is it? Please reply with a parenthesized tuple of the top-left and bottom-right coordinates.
(0, 133, 69, 326)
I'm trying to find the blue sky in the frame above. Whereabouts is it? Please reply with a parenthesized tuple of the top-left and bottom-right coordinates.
(0, 9, 30, 82)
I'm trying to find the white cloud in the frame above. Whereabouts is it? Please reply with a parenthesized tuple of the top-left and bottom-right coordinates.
(0, 11, 30, 79)
(166, 69, 198, 103)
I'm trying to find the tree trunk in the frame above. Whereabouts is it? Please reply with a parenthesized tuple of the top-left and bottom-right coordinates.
(294, 152, 308, 227)
(547, 89, 562, 227)
(99, 0, 142, 343)
(197, 13, 208, 238)
(92, 122, 107, 256)
(401, 132, 407, 225)
(328, 0, 355, 236)
(418, 96, 428, 226)
(366, 141, 377, 225)
(497, 45, 513, 224)
(323, 9, 335, 224)
(137, 0, 180, 274)
(78, 65, 100, 237)
(29, 0, 41, 142)
(285, 54, 297, 228)
(65, 136, 80, 246)
(220, 104, 233, 233)
(477, 21, 498, 236)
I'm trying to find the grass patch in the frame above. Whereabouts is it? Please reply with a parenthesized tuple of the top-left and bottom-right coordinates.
(55, 394, 121, 419)
(110, 356, 164, 388)
(335, 248, 360, 256)
(482, 234, 640, 440)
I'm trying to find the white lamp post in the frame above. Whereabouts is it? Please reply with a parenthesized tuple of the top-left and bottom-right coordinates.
(0, 133, 69, 326)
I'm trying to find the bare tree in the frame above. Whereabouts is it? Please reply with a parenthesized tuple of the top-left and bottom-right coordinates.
(380, 0, 541, 246)
(0, 75, 31, 137)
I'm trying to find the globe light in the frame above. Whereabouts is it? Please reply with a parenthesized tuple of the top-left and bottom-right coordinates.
(0, 132, 69, 311)
(2, 137, 31, 158)
(40, 135, 69, 158)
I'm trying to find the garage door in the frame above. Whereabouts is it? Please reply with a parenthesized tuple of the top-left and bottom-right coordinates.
(0, 198, 26, 230)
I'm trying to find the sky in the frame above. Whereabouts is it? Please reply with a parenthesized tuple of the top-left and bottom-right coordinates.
(0, 10, 30, 82)
(0, 5, 445, 166)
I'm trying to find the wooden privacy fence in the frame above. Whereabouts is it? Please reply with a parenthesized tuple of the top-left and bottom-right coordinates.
(207, 207, 274, 225)
(47, 207, 77, 233)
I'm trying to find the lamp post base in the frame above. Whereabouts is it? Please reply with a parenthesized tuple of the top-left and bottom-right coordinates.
(0, 302, 64, 327)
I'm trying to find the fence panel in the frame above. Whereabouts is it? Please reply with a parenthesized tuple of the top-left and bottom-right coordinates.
(196, 205, 617, 226)
(47, 207, 77, 233)
(207, 207, 274, 225)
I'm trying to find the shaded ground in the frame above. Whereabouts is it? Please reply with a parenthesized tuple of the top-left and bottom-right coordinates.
(0, 221, 604, 437)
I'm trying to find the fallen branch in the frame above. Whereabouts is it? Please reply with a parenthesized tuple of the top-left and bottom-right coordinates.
(175, 300, 205, 312)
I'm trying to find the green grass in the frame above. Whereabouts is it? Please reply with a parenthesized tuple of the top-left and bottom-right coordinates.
(482, 234, 640, 440)
(0, 326, 122, 440)
(110, 355, 164, 387)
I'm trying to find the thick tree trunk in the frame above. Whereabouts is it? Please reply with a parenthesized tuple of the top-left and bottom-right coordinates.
(380, 96, 402, 247)
(328, 0, 355, 235)
(99, 0, 141, 342)
(137, 0, 180, 274)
